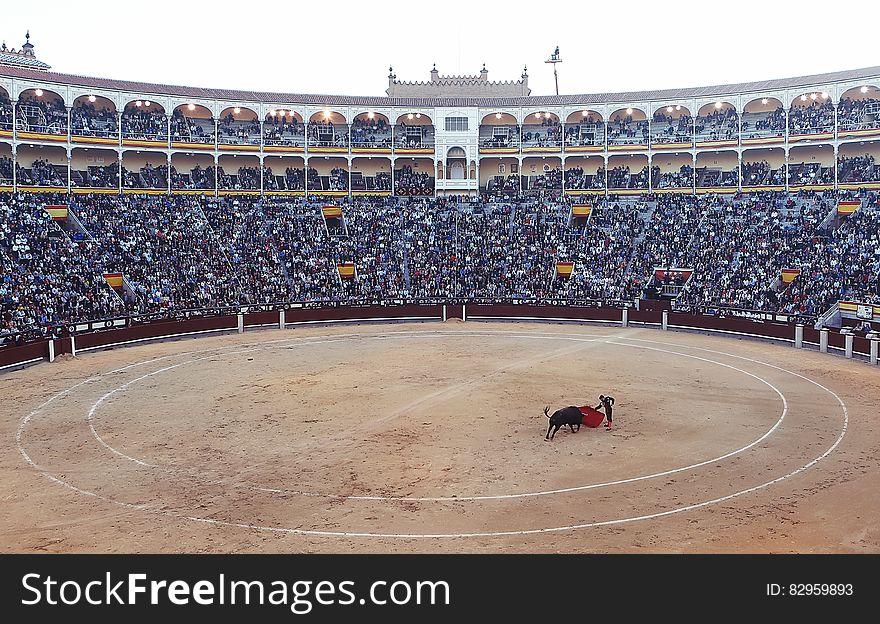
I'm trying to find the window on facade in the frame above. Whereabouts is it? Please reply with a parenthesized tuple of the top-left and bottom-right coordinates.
(445, 117, 468, 131)
(499, 164, 505, 174)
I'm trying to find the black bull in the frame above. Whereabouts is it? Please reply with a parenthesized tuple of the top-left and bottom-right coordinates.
(544, 405, 584, 440)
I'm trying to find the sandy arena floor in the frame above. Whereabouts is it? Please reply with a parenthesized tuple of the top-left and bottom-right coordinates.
(1, 321, 878, 553)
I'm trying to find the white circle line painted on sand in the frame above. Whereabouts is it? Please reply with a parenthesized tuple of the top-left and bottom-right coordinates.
(14, 327, 848, 538)
(82, 330, 785, 501)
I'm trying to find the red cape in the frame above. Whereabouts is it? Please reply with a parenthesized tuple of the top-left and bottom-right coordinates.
(578, 406, 605, 427)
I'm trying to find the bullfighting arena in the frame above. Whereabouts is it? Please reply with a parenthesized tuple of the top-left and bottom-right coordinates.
(2, 322, 879, 553)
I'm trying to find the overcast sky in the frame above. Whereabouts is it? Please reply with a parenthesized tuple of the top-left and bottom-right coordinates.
(4, 0, 879, 98)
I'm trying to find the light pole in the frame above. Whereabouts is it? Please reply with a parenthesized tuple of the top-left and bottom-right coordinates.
(545, 46, 562, 95)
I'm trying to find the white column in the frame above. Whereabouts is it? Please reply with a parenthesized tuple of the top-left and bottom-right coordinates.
(820, 328, 829, 353)
(621, 307, 629, 328)
(795, 324, 803, 349)
(870, 338, 878, 365)
(279, 309, 285, 329)
(662, 309, 668, 331)
(237, 313, 244, 333)
(70, 335, 77, 357)
(48, 339, 56, 363)
(442, 304, 447, 322)
(462, 305, 467, 322)
(844, 333, 854, 359)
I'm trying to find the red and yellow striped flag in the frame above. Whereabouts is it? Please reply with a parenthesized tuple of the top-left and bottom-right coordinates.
(781, 269, 801, 284)
(571, 205, 591, 217)
(322, 206, 343, 218)
(337, 263, 356, 279)
(837, 201, 860, 216)
(44, 205, 68, 220)
(103, 273, 124, 289)
(556, 262, 574, 278)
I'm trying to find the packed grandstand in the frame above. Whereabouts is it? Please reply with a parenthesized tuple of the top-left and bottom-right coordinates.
(1, 34, 879, 345)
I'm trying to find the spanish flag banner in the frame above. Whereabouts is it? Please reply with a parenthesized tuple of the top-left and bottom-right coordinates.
(556, 262, 574, 278)
(781, 269, 801, 284)
(322, 206, 343, 218)
(103, 273, 124, 289)
(44, 205, 68, 220)
(837, 201, 860, 216)
(337, 263, 356, 279)
(571, 205, 592, 217)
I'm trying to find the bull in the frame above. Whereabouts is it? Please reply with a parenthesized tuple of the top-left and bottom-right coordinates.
(543, 405, 583, 440)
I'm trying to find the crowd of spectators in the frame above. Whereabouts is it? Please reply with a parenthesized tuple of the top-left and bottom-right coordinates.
(16, 95, 67, 135)
(71, 103, 118, 138)
(608, 165, 650, 189)
(395, 123, 434, 149)
(3, 189, 879, 340)
(788, 100, 835, 135)
(741, 107, 785, 138)
(171, 109, 214, 144)
(838, 97, 880, 131)
(1, 192, 124, 338)
(838, 154, 879, 183)
(521, 118, 562, 147)
(350, 118, 391, 148)
(121, 107, 168, 141)
(607, 116, 649, 145)
(651, 112, 693, 144)
(218, 113, 260, 145)
(695, 108, 738, 142)
(0, 93, 13, 130)
(264, 115, 305, 146)
(654, 165, 694, 189)
(788, 162, 834, 186)
(393, 165, 434, 195)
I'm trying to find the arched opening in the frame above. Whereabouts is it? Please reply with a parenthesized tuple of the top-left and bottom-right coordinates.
(71, 147, 118, 188)
(608, 108, 648, 146)
(652, 152, 693, 189)
(122, 150, 168, 190)
(651, 105, 693, 145)
(789, 91, 834, 137)
(789, 145, 834, 187)
(695, 102, 738, 145)
(351, 157, 391, 192)
(839, 85, 880, 133)
(218, 106, 260, 146)
(308, 111, 348, 149)
(122, 100, 167, 143)
(608, 154, 649, 189)
(262, 156, 304, 192)
(16, 144, 67, 187)
(521, 156, 562, 192)
(696, 151, 738, 188)
(264, 109, 304, 147)
(564, 155, 605, 190)
(392, 157, 433, 195)
(446, 146, 467, 180)
(565, 110, 605, 148)
(218, 154, 260, 190)
(0, 142, 14, 183)
(17, 88, 67, 136)
(741, 147, 785, 187)
(838, 141, 880, 185)
(307, 156, 348, 192)
(395, 112, 435, 150)
(741, 97, 784, 142)
(479, 156, 518, 195)
(71, 95, 118, 139)
(170, 152, 214, 190)
(522, 111, 562, 149)
(479, 112, 519, 150)
(171, 103, 215, 144)
(0, 86, 12, 132)
(351, 112, 392, 149)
